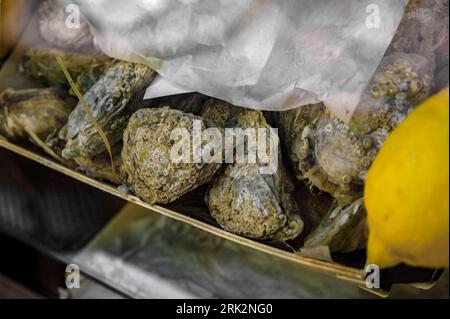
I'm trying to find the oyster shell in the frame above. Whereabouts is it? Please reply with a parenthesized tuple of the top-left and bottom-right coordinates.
(303, 198, 367, 253)
(348, 0, 442, 134)
(349, 53, 434, 136)
(206, 109, 303, 241)
(122, 107, 222, 204)
(38, 0, 97, 52)
(20, 48, 111, 94)
(200, 98, 242, 127)
(0, 88, 76, 142)
(279, 52, 435, 205)
(74, 143, 126, 185)
(62, 61, 156, 159)
(387, 0, 448, 93)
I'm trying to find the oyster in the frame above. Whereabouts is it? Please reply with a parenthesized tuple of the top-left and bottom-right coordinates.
(303, 198, 367, 253)
(62, 61, 156, 159)
(279, 52, 435, 205)
(349, 53, 434, 136)
(38, 0, 97, 52)
(387, 0, 448, 92)
(74, 144, 126, 185)
(200, 98, 242, 127)
(69, 66, 107, 97)
(0, 88, 76, 143)
(122, 107, 222, 204)
(349, 0, 446, 131)
(20, 48, 111, 94)
(206, 110, 303, 241)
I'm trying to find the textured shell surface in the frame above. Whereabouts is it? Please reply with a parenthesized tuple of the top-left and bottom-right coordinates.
(20, 48, 111, 93)
(0, 88, 76, 142)
(206, 109, 303, 241)
(200, 99, 242, 127)
(122, 107, 222, 204)
(349, 52, 435, 136)
(62, 61, 156, 159)
(279, 51, 435, 205)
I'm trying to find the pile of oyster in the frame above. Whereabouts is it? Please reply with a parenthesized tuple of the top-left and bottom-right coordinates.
(0, 0, 447, 255)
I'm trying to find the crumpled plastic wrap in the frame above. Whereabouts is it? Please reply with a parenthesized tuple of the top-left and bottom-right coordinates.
(73, 0, 408, 122)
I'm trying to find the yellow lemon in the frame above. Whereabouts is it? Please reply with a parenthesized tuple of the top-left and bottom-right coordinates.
(365, 88, 449, 268)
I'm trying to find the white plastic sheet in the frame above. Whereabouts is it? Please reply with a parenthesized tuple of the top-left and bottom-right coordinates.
(74, 0, 408, 122)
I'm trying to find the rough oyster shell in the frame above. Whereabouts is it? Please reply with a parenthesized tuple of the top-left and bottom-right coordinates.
(387, 0, 448, 93)
(200, 98, 242, 127)
(304, 198, 367, 253)
(206, 109, 303, 241)
(0, 88, 76, 142)
(279, 52, 435, 205)
(20, 48, 111, 94)
(349, 52, 434, 136)
(62, 61, 156, 159)
(122, 107, 222, 204)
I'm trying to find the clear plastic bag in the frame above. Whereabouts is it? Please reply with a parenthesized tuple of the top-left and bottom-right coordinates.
(73, 0, 408, 122)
